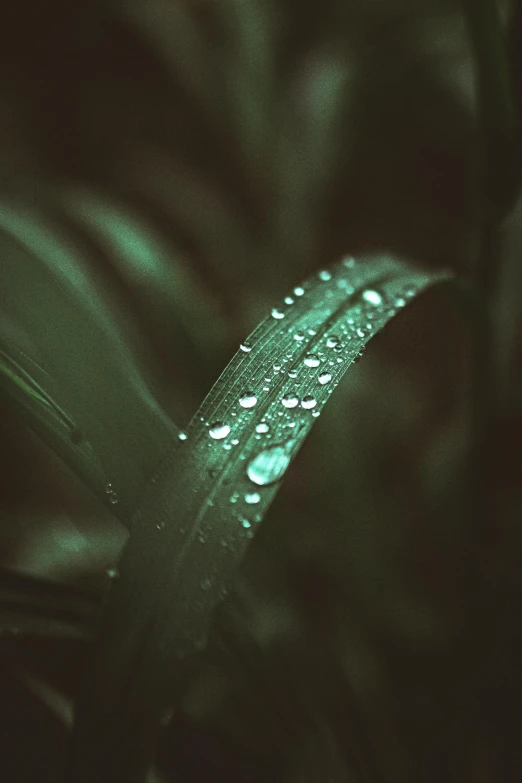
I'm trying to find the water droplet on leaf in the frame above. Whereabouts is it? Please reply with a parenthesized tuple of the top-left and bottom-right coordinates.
(281, 394, 298, 408)
(304, 354, 320, 367)
(362, 289, 383, 306)
(178, 431, 188, 441)
(256, 422, 270, 434)
(326, 336, 340, 348)
(301, 395, 317, 409)
(240, 341, 253, 353)
(293, 286, 305, 296)
(247, 445, 292, 486)
(271, 308, 285, 319)
(245, 492, 261, 504)
(239, 393, 257, 409)
(209, 422, 230, 440)
(318, 269, 332, 281)
(318, 372, 332, 385)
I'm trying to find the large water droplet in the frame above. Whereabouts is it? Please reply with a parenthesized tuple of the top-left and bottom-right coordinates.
(247, 445, 292, 486)
(256, 422, 270, 434)
(326, 336, 340, 348)
(281, 394, 298, 408)
(245, 492, 261, 504)
(304, 354, 320, 368)
(362, 289, 383, 306)
(301, 395, 317, 409)
(240, 341, 253, 352)
(318, 372, 332, 385)
(271, 308, 285, 319)
(209, 422, 230, 439)
(239, 392, 257, 409)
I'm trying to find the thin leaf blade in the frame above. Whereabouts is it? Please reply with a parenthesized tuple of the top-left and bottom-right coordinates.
(69, 254, 451, 783)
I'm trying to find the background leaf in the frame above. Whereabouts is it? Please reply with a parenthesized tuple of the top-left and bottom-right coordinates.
(0, 197, 179, 525)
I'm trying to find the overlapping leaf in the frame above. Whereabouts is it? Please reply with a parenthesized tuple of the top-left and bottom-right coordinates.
(0, 199, 179, 525)
(69, 254, 451, 783)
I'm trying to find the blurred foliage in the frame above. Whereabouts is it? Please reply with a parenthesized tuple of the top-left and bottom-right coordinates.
(0, 0, 521, 782)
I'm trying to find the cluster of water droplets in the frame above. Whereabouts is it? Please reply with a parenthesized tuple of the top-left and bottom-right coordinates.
(105, 483, 119, 506)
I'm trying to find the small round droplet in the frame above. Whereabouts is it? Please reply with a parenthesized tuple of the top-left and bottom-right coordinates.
(245, 492, 261, 504)
(230, 492, 240, 504)
(271, 308, 285, 319)
(239, 393, 257, 409)
(209, 422, 230, 440)
(318, 269, 332, 281)
(294, 286, 305, 296)
(318, 372, 332, 385)
(284, 296, 294, 305)
(293, 332, 305, 341)
(395, 296, 406, 308)
(326, 336, 340, 348)
(240, 341, 253, 353)
(301, 395, 317, 409)
(304, 354, 320, 368)
(288, 369, 297, 379)
(231, 438, 239, 445)
(343, 256, 356, 268)
(178, 431, 188, 441)
(256, 422, 270, 434)
(273, 362, 281, 372)
(362, 289, 383, 306)
(241, 518, 252, 529)
(105, 566, 119, 579)
(312, 410, 321, 417)
(281, 394, 299, 408)
(356, 327, 368, 338)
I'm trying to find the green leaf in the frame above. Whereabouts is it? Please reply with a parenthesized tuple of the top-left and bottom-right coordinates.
(69, 254, 451, 783)
(0, 568, 100, 641)
(0, 200, 179, 525)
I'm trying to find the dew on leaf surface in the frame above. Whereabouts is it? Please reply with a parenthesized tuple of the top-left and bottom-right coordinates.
(318, 269, 332, 281)
(293, 333, 305, 341)
(209, 422, 230, 440)
(293, 286, 305, 296)
(178, 431, 188, 441)
(304, 354, 320, 367)
(284, 296, 294, 305)
(281, 394, 298, 408)
(301, 395, 317, 409)
(326, 336, 340, 348)
(245, 492, 261, 505)
(240, 341, 253, 352)
(239, 393, 257, 409)
(362, 289, 383, 306)
(271, 308, 285, 319)
(318, 372, 332, 385)
(256, 422, 270, 434)
(247, 445, 292, 486)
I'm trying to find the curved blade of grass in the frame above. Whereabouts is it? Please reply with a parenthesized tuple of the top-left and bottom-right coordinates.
(0, 568, 100, 641)
(0, 201, 179, 525)
(69, 254, 450, 783)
